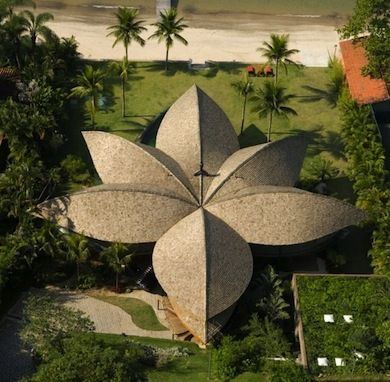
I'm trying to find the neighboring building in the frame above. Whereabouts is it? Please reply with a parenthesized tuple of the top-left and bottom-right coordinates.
(292, 273, 390, 375)
(339, 38, 390, 169)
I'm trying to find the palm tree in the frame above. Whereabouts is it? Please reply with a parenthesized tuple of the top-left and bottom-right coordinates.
(251, 81, 297, 142)
(149, 8, 188, 72)
(70, 65, 105, 129)
(109, 57, 132, 117)
(107, 7, 146, 61)
(257, 33, 300, 84)
(2, 13, 28, 68)
(232, 74, 254, 135)
(64, 234, 90, 281)
(100, 242, 134, 292)
(22, 10, 54, 54)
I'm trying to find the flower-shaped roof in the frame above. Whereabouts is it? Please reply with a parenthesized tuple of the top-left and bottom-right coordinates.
(38, 85, 365, 344)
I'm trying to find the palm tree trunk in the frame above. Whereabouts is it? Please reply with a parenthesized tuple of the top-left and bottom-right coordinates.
(275, 59, 279, 84)
(125, 45, 128, 62)
(91, 97, 95, 129)
(165, 47, 169, 72)
(240, 92, 248, 135)
(76, 262, 80, 281)
(267, 111, 273, 142)
(121, 77, 126, 118)
(116, 272, 119, 292)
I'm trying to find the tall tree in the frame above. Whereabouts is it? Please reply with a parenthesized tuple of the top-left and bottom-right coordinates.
(100, 242, 134, 292)
(251, 81, 297, 142)
(257, 33, 300, 84)
(69, 65, 105, 129)
(149, 8, 188, 72)
(106, 7, 146, 61)
(232, 75, 254, 135)
(64, 234, 90, 281)
(22, 10, 54, 54)
(2, 13, 28, 69)
(109, 58, 132, 117)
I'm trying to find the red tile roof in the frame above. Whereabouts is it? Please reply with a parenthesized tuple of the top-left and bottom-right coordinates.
(339, 39, 389, 105)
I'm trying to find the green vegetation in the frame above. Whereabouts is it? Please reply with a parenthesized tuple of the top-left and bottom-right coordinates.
(340, 0, 390, 84)
(296, 275, 390, 376)
(339, 93, 390, 276)
(88, 293, 167, 331)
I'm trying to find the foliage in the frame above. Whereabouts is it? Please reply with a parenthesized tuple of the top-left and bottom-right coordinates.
(265, 360, 313, 382)
(63, 233, 90, 282)
(21, 10, 54, 52)
(106, 7, 146, 60)
(252, 265, 290, 322)
(339, 0, 390, 84)
(296, 275, 390, 375)
(149, 8, 188, 71)
(69, 64, 106, 128)
(250, 80, 297, 142)
(231, 75, 254, 135)
(100, 242, 134, 291)
(304, 155, 340, 184)
(60, 154, 92, 184)
(338, 91, 390, 275)
(23, 334, 146, 382)
(20, 294, 95, 361)
(257, 33, 300, 83)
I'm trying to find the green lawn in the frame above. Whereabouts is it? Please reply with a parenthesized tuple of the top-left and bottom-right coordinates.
(87, 293, 167, 331)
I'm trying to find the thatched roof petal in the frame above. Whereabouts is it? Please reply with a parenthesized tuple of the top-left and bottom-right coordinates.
(83, 131, 197, 203)
(206, 186, 366, 245)
(205, 136, 308, 202)
(155, 85, 239, 200)
(153, 208, 252, 343)
(37, 184, 196, 243)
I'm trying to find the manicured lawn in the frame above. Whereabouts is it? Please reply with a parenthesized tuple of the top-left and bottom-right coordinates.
(87, 293, 167, 331)
(70, 61, 348, 172)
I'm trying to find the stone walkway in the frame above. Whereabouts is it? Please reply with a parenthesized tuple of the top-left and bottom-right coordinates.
(55, 290, 173, 339)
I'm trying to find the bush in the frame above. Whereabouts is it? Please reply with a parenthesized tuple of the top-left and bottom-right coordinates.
(23, 335, 146, 382)
(60, 154, 92, 184)
(265, 360, 313, 382)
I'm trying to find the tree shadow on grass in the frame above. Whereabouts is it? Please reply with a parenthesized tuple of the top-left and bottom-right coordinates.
(239, 123, 267, 148)
(299, 85, 338, 108)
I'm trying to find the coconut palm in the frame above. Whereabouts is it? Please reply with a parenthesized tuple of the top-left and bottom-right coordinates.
(64, 234, 90, 282)
(70, 65, 105, 129)
(2, 13, 28, 68)
(232, 75, 254, 135)
(109, 57, 132, 117)
(100, 242, 134, 292)
(22, 10, 54, 54)
(257, 33, 300, 84)
(149, 8, 188, 72)
(107, 7, 146, 61)
(251, 81, 297, 142)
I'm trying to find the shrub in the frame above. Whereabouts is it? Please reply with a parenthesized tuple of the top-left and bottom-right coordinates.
(60, 154, 92, 184)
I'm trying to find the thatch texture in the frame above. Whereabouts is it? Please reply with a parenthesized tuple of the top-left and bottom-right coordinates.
(153, 208, 252, 343)
(205, 136, 307, 202)
(38, 184, 196, 243)
(156, 85, 239, 200)
(83, 131, 196, 203)
(206, 185, 366, 245)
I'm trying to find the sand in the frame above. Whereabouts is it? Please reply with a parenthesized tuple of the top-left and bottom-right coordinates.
(42, 7, 341, 67)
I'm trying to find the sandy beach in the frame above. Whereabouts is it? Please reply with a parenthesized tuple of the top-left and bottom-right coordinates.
(41, 6, 341, 67)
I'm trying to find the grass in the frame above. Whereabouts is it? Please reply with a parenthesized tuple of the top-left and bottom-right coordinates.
(87, 292, 167, 331)
(67, 61, 351, 191)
